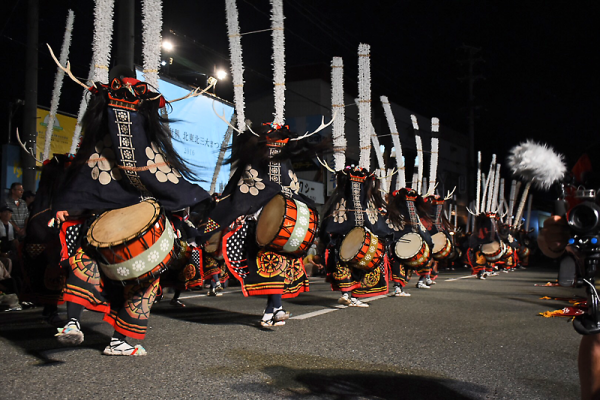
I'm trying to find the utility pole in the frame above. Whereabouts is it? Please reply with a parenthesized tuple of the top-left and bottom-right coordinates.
(114, 0, 135, 71)
(458, 45, 484, 196)
(22, 0, 39, 191)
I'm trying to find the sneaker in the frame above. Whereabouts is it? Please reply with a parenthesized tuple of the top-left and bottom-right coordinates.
(425, 278, 436, 286)
(208, 288, 223, 297)
(103, 339, 147, 356)
(349, 297, 369, 307)
(55, 319, 84, 346)
(338, 293, 352, 305)
(502, 269, 509, 273)
(4, 304, 22, 311)
(170, 299, 186, 307)
(215, 283, 224, 293)
(477, 272, 486, 280)
(416, 281, 430, 289)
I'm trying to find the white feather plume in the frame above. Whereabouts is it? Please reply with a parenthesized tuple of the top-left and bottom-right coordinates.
(428, 117, 439, 195)
(44, 10, 75, 161)
(381, 96, 405, 189)
(331, 57, 346, 171)
(141, 0, 163, 90)
(225, 0, 246, 132)
(507, 140, 566, 190)
(270, 0, 286, 125)
(357, 43, 371, 169)
(411, 115, 424, 194)
(92, 0, 115, 83)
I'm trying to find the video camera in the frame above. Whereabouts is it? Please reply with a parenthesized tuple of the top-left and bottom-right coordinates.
(558, 186, 600, 335)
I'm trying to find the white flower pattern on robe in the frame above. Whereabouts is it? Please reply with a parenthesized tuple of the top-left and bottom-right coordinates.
(333, 199, 347, 223)
(238, 165, 266, 196)
(146, 142, 182, 184)
(366, 200, 379, 225)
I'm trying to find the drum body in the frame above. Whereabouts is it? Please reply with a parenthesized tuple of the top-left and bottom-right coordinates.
(432, 232, 452, 260)
(481, 241, 506, 263)
(256, 194, 318, 256)
(87, 199, 175, 282)
(394, 232, 431, 268)
(339, 227, 384, 271)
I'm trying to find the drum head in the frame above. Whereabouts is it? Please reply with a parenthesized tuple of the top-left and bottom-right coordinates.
(340, 227, 366, 261)
(256, 195, 286, 246)
(432, 232, 447, 253)
(204, 232, 223, 253)
(88, 200, 160, 247)
(395, 232, 423, 259)
(481, 241, 500, 255)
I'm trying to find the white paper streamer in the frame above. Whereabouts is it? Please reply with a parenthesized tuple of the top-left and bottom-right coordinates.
(141, 0, 163, 89)
(270, 0, 286, 125)
(44, 10, 75, 161)
(481, 154, 496, 213)
(411, 115, 424, 194)
(225, 0, 246, 132)
(380, 96, 405, 189)
(507, 179, 517, 225)
(357, 43, 371, 169)
(525, 194, 533, 231)
(428, 117, 440, 195)
(331, 57, 346, 171)
(92, 0, 115, 83)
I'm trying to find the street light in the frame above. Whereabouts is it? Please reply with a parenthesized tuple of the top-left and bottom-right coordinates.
(162, 40, 174, 51)
(215, 69, 227, 80)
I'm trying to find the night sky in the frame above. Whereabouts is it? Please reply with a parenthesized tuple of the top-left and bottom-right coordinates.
(1, 1, 599, 173)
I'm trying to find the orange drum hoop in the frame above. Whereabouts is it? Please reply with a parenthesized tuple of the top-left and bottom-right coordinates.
(481, 241, 506, 263)
(87, 199, 175, 283)
(256, 194, 319, 256)
(432, 232, 453, 260)
(339, 227, 384, 271)
(394, 232, 431, 268)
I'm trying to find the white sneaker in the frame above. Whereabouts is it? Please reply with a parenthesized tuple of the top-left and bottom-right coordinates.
(338, 293, 352, 305)
(425, 278, 436, 285)
(416, 281, 430, 289)
(349, 297, 369, 307)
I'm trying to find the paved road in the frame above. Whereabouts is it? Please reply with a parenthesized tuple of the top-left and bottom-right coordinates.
(0, 264, 586, 399)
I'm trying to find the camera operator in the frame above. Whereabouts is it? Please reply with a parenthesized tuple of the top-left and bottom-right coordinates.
(538, 144, 600, 400)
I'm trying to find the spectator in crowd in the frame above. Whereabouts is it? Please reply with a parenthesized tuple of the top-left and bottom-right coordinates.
(0, 205, 20, 310)
(22, 190, 35, 214)
(3, 183, 29, 240)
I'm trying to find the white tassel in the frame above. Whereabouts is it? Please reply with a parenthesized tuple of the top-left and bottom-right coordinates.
(270, 0, 286, 126)
(475, 151, 481, 214)
(428, 117, 440, 195)
(380, 96, 405, 189)
(357, 43, 371, 170)
(43, 10, 75, 161)
(225, 0, 246, 132)
(331, 57, 346, 171)
(411, 115, 424, 194)
(92, 0, 115, 83)
(141, 0, 163, 90)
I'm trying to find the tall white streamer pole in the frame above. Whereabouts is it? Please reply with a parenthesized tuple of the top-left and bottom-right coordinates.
(357, 43, 371, 170)
(43, 10, 75, 161)
(92, 0, 115, 83)
(331, 57, 346, 171)
(71, 0, 115, 154)
(491, 163, 501, 211)
(481, 154, 496, 213)
(507, 179, 517, 225)
(475, 151, 481, 214)
(225, 0, 246, 132)
(525, 194, 533, 231)
(428, 117, 440, 195)
(411, 115, 424, 194)
(381, 96, 405, 189)
(370, 123, 385, 173)
(270, 0, 285, 126)
(141, 0, 163, 90)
